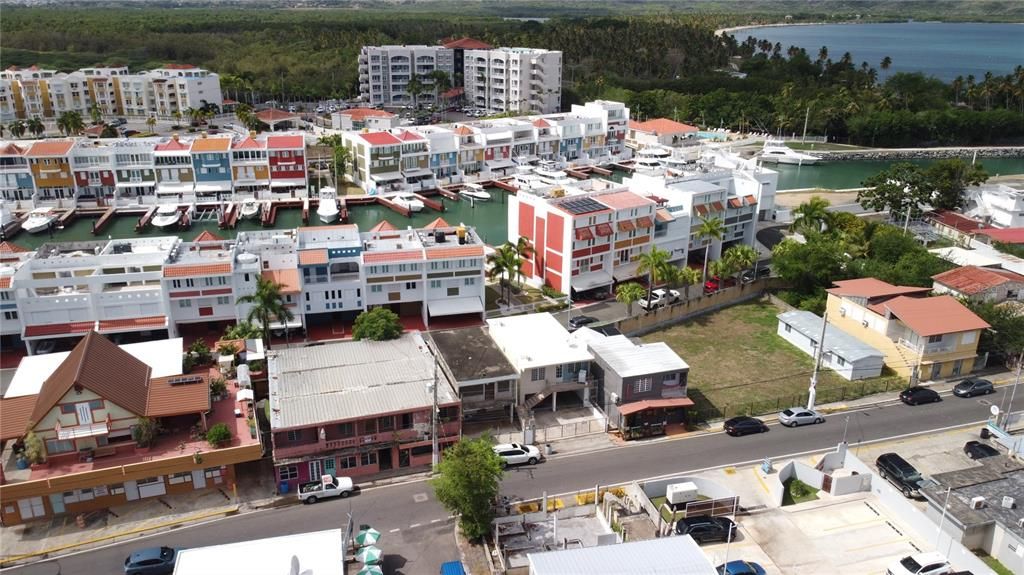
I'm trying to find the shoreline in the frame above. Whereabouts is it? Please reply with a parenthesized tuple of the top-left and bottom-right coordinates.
(715, 19, 1024, 36)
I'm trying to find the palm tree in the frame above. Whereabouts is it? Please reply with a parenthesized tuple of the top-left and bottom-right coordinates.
(406, 75, 424, 110)
(185, 107, 202, 127)
(696, 216, 725, 284)
(880, 56, 892, 72)
(674, 266, 701, 300)
(636, 246, 672, 309)
(615, 282, 646, 316)
(790, 196, 831, 235)
(172, 110, 183, 128)
(318, 134, 352, 187)
(146, 116, 157, 133)
(429, 70, 451, 107)
(9, 120, 26, 139)
(511, 236, 534, 286)
(26, 117, 45, 138)
(235, 102, 254, 127)
(88, 103, 102, 125)
(723, 244, 758, 287)
(57, 111, 83, 136)
(486, 243, 518, 305)
(952, 75, 964, 106)
(817, 46, 828, 63)
(236, 277, 293, 349)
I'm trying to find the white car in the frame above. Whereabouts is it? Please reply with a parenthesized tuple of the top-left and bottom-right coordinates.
(493, 443, 542, 467)
(315, 105, 325, 114)
(886, 552, 951, 575)
(639, 288, 680, 310)
(778, 407, 825, 427)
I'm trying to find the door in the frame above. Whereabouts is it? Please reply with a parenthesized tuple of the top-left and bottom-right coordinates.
(75, 402, 93, 425)
(124, 480, 140, 501)
(377, 448, 393, 471)
(48, 493, 66, 515)
(309, 460, 322, 480)
(322, 457, 336, 477)
(822, 474, 833, 494)
(17, 497, 46, 519)
(930, 362, 943, 380)
(951, 360, 963, 377)
(191, 470, 207, 489)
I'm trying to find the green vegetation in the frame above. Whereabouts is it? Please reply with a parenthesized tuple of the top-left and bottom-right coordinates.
(782, 477, 819, 505)
(966, 300, 1024, 367)
(132, 417, 159, 448)
(23, 431, 45, 464)
(859, 159, 989, 215)
(205, 422, 233, 447)
(975, 551, 1015, 575)
(616, 282, 647, 316)
(352, 307, 403, 341)
(223, 321, 262, 341)
(431, 437, 504, 541)
(487, 237, 535, 304)
(237, 276, 294, 349)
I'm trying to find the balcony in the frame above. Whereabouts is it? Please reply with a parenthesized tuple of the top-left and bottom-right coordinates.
(898, 338, 955, 356)
(273, 421, 460, 460)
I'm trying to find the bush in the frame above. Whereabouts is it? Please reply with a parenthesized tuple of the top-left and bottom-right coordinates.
(132, 417, 158, 448)
(205, 423, 232, 447)
(352, 307, 403, 341)
(188, 340, 212, 365)
(541, 284, 565, 299)
(23, 431, 45, 464)
(209, 376, 227, 397)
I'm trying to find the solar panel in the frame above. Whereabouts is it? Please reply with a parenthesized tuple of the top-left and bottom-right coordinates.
(168, 375, 204, 386)
(558, 197, 606, 215)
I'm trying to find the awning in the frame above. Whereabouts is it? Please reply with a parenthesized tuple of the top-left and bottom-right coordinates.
(428, 296, 484, 317)
(617, 219, 635, 233)
(402, 168, 433, 178)
(635, 216, 653, 228)
(486, 159, 515, 170)
(194, 182, 233, 193)
(270, 181, 304, 188)
(594, 223, 614, 237)
(56, 421, 109, 441)
(371, 173, 404, 183)
(97, 315, 167, 333)
(744, 194, 757, 205)
(156, 182, 195, 195)
(115, 181, 155, 188)
(647, 194, 668, 205)
(618, 397, 695, 417)
(572, 269, 613, 291)
(613, 261, 641, 282)
(711, 201, 725, 212)
(574, 226, 594, 241)
(694, 204, 709, 217)
(728, 198, 743, 209)
(655, 208, 675, 223)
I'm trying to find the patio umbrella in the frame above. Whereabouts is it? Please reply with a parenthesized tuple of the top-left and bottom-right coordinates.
(356, 566, 383, 575)
(355, 545, 383, 565)
(355, 527, 382, 547)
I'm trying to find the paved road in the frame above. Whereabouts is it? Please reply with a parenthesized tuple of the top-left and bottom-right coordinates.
(6, 389, 1020, 575)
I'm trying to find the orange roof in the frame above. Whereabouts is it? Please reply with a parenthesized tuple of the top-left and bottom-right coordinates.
(442, 37, 493, 50)
(532, 119, 551, 128)
(265, 134, 305, 149)
(932, 265, 1024, 295)
(628, 118, 699, 135)
(0, 241, 30, 254)
(0, 277, 10, 289)
(146, 373, 211, 417)
(163, 63, 198, 70)
(363, 250, 423, 264)
(0, 143, 25, 156)
(24, 321, 95, 338)
(617, 397, 695, 416)
(596, 191, 655, 210)
(26, 140, 75, 157)
(163, 262, 232, 278)
(369, 220, 398, 232)
(298, 249, 328, 266)
(193, 230, 224, 242)
(97, 315, 167, 332)
(360, 132, 402, 146)
(396, 130, 424, 142)
(453, 126, 474, 136)
(256, 109, 299, 123)
(190, 137, 232, 152)
(261, 268, 300, 294)
(155, 137, 191, 152)
(883, 294, 989, 337)
(232, 136, 264, 150)
(426, 245, 485, 260)
(423, 217, 451, 230)
(342, 108, 396, 121)
(0, 395, 36, 440)
(826, 278, 931, 299)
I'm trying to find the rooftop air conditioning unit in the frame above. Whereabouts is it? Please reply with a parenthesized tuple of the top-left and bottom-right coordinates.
(1017, 517, 1024, 529)
(970, 496, 986, 510)
(1002, 496, 1016, 509)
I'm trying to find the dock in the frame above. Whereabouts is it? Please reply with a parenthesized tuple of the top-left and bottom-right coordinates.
(178, 209, 190, 230)
(491, 180, 517, 193)
(590, 166, 613, 176)
(135, 206, 157, 231)
(220, 203, 239, 229)
(566, 169, 589, 180)
(57, 208, 77, 227)
(436, 186, 461, 201)
(376, 195, 411, 217)
(339, 198, 349, 223)
(261, 202, 278, 227)
(413, 193, 444, 212)
(302, 198, 310, 224)
(91, 206, 117, 235)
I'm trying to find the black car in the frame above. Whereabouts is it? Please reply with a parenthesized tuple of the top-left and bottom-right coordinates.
(124, 546, 177, 575)
(675, 515, 736, 543)
(741, 267, 771, 283)
(953, 378, 995, 398)
(899, 386, 941, 405)
(568, 315, 598, 331)
(876, 452, 930, 498)
(724, 416, 768, 437)
(963, 441, 1000, 460)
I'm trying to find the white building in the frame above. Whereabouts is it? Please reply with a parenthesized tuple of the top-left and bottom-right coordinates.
(172, 529, 344, 575)
(357, 45, 455, 108)
(528, 534, 716, 575)
(776, 310, 885, 381)
(463, 47, 562, 114)
(964, 182, 1024, 229)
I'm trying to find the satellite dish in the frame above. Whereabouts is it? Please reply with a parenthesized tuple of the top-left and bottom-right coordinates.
(990, 405, 1000, 417)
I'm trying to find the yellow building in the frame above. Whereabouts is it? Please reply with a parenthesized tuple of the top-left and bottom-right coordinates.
(825, 278, 990, 381)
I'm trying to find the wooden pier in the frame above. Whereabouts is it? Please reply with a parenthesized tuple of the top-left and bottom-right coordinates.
(413, 193, 444, 212)
(57, 208, 77, 227)
(91, 207, 117, 235)
(220, 203, 239, 229)
(566, 169, 589, 180)
(302, 198, 310, 224)
(590, 166, 613, 176)
(135, 206, 157, 231)
(376, 195, 411, 217)
(491, 180, 518, 192)
(435, 186, 461, 201)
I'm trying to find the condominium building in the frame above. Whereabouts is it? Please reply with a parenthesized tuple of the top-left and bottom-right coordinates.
(357, 46, 456, 108)
(463, 47, 561, 114)
(0, 64, 221, 122)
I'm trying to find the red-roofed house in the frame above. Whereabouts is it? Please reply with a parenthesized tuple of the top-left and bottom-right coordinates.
(825, 278, 989, 381)
(230, 136, 269, 196)
(331, 108, 398, 131)
(0, 142, 34, 203)
(255, 108, 299, 130)
(26, 141, 76, 202)
(262, 134, 307, 195)
(975, 227, 1024, 245)
(932, 265, 1024, 304)
(343, 130, 428, 194)
(926, 210, 991, 245)
(627, 118, 699, 149)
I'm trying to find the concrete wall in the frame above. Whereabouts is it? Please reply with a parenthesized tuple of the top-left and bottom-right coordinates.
(640, 475, 735, 501)
(770, 461, 826, 507)
(831, 473, 871, 497)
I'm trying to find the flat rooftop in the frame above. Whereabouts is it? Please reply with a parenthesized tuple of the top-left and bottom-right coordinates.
(428, 326, 517, 384)
(924, 462, 1024, 536)
(528, 535, 715, 575)
(486, 313, 593, 370)
(173, 529, 343, 575)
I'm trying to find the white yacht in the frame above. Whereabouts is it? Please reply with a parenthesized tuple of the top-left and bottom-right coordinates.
(634, 146, 671, 171)
(759, 139, 821, 165)
(459, 183, 491, 201)
(239, 198, 261, 220)
(391, 193, 424, 213)
(151, 204, 181, 230)
(533, 162, 575, 186)
(22, 207, 57, 234)
(316, 187, 339, 224)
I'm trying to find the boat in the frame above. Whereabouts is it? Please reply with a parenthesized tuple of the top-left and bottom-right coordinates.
(391, 193, 424, 213)
(533, 162, 575, 186)
(634, 146, 671, 172)
(239, 199, 261, 220)
(151, 204, 181, 230)
(459, 183, 491, 201)
(22, 207, 57, 234)
(316, 187, 339, 223)
(758, 139, 821, 165)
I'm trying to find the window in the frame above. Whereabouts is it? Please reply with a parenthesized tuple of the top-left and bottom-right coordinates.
(784, 324, 792, 333)
(46, 439, 75, 454)
(60, 404, 76, 414)
(337, 422, 355, 437)
(378, 416, 394, 432)
(204, 467, 223, 479)
(400, 413, 414, 429)
(88, 399, 102, 410)
(361, 452, 378, 466)
(663, 373, 678, 382)
(836, 356, 847, 367)
(927, 334, 943, 344)
(633, 377, 653, 394)
(530, 367, 546, 381)
(371, 285, 383, 293)
(497, 381, 511, 393)
(405, 282, 417, 290)
(109, 483, 125, 495)
(961, 331, 977, 345)
(555, 364, 563, 379)
(410, 445, 433, 457)
(216, 296, 230, 305)
(169, 471, 192, 484)
(3, 311, 16, 321)
(447, 287, 459, 296)
(340, 456, 357, 469)
(279, 466, 298, 480)
(430, 280, 442, 289)
(464, 277, 476, 286)
(361, 419, 377, 435)
(286, 430, 302, 442)
(179, 300, 192, 308)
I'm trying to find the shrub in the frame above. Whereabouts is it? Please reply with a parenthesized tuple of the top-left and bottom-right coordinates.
(352, 307, 403, 341)
(209, 376, 227, 397)
(541, 284, 565, 299)
(132, 417, 158, 448)
(188, 340, 212, 365)
(205, 423, 232, 447)
(23, 431, 45, 464)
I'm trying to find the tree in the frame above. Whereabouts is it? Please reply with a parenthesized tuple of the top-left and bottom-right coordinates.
(146, 116, 157, 132)
(132, 417, 159, 448)
(790, 196, 831, 235)
(224, 320, 262, 340)
(696, 216, 725, 283)
(616, 282, 646, 316)
(966, 300, 1024, 364)
(236, 277, 293, 348)
(722, 244, 758, 286)
(925, 158, 988, 211)
(88, 103, 102, 125)
(26, 117, 45, 138)
(859, 163, 931, 218)
(880, 56, 892, 71)
(318, 134, 352, 186)
(429, 70, 452, 106)
(173, 110, 183, 128)
(636, 246, 672, 308)
(23, 431, 45, 464)
(352, 307, 403, 341)
(406, 75, 425, 110)
(8, 120, 26, 139)
(771, 237, 847, 295)
(205, 423, 233, 447)
(674, 266, 701, 300)
(100, 124, 119, 138)
(486, 243, 518, 304)
(511, 236, 534, 286)
(430, 437, 503, 541)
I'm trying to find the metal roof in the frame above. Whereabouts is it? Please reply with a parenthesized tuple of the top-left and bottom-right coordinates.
(528, 535, 716, 575)
(268, 334, 458, 430)
(777, 310, 885, 363)
(587, 334, 688, 377)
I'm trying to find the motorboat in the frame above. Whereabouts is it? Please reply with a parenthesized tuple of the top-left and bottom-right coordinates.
(317, 187, 339, 224)
(239, 198, 261, 220)
(459, 183, 491, 201)
(22, 207, 57, 234)
(634, 146, 671, 171)
(392, 193, 424, 213)
(758, 139, 821, 165)
(151, 204, 181, 230)
(533, 162, 574, 186)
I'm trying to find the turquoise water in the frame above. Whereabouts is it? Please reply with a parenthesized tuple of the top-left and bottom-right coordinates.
(698, 131, 728, 141)
(735, 22, 1024, 82)
(773, 156, 1024, 190)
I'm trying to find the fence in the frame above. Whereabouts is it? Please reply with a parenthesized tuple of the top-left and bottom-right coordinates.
(486, 296, 569, 319)
(493, 417, 606, 444)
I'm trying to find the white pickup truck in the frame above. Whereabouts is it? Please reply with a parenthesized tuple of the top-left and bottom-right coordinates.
(297, 474, 354, 504)
(639, 288, 680, 310)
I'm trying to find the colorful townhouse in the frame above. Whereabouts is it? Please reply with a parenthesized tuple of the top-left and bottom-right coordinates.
(230, 135, 269, 197)
(26, 140, 76, 203)
(111, 139, 158, 199)
(268, 333, 461, 489)
(153, 134, 196, 199)
(70, 140, 117, 205)
(189, 135, 234, 200)
(0, 332, 261, 525)
(825, 278, 991, 381)
(0, 143, 35, 203)
(265, 134, 308, 197)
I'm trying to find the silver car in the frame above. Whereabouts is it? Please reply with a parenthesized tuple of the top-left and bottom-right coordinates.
(778, 407, 825, 427)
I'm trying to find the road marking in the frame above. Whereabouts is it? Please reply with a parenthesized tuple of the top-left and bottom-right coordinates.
(823, 517, 883, 532)
(751, 467, 771, 495)
(845, 537, 909, 552)
(389, 528, 401, 533)
(409, 523, 421, 529)
(412, 492, 429, 503)
(430, 518, 442, 524)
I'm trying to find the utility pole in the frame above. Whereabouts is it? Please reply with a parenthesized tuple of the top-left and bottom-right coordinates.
(807, 311, 829, 410)
(431, 349, 440, 467)
(1003, 349, 1023, 429)
(801, 106, 810, 143)
(935, 486, 952, 550)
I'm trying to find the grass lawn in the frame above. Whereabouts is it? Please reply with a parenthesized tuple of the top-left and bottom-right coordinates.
(485, 285, 501, 311)
(641, 300, 898, 420)
(976, 551, 1015, 575)
(650, 496, 686, 524)
(786, 141, 866, 151)
(782, 478, 819, 506)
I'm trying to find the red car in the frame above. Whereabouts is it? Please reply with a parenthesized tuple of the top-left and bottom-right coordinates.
(704, 276, 721, 294)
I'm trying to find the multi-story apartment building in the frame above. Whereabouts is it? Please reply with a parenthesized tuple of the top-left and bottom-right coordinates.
(0, 143, 35, 203)
(1, 64, 220, 122)
(463, 47, 562, 114)
(26, 140, 76, 203)
(358, 45, 456, 108)
(442, 37, 493, 88)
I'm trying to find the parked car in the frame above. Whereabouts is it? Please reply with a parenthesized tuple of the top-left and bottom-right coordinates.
(675, 516, 736, 543)
(493, 443, 542, 467)
(124, 546, 178, 575)
(109, 117, 127, 127)
(297, 474, 354, 504)
(568, 315, 598, 331)
(639, 288, 680, 310)
(315, 105, 325, 114)
(876, 453, 932, 498)
(741, 267, 771, 283)
(724, 416, 768, 437)
(963, 440, 1000, 460)
(287, 104, 298, 113)
(885, 552, 952, 575)
(952, 377, 994, 398)
(899, 386, 942, 406)
(716, 560, 767, 575)
(778, 407, 825, 427)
